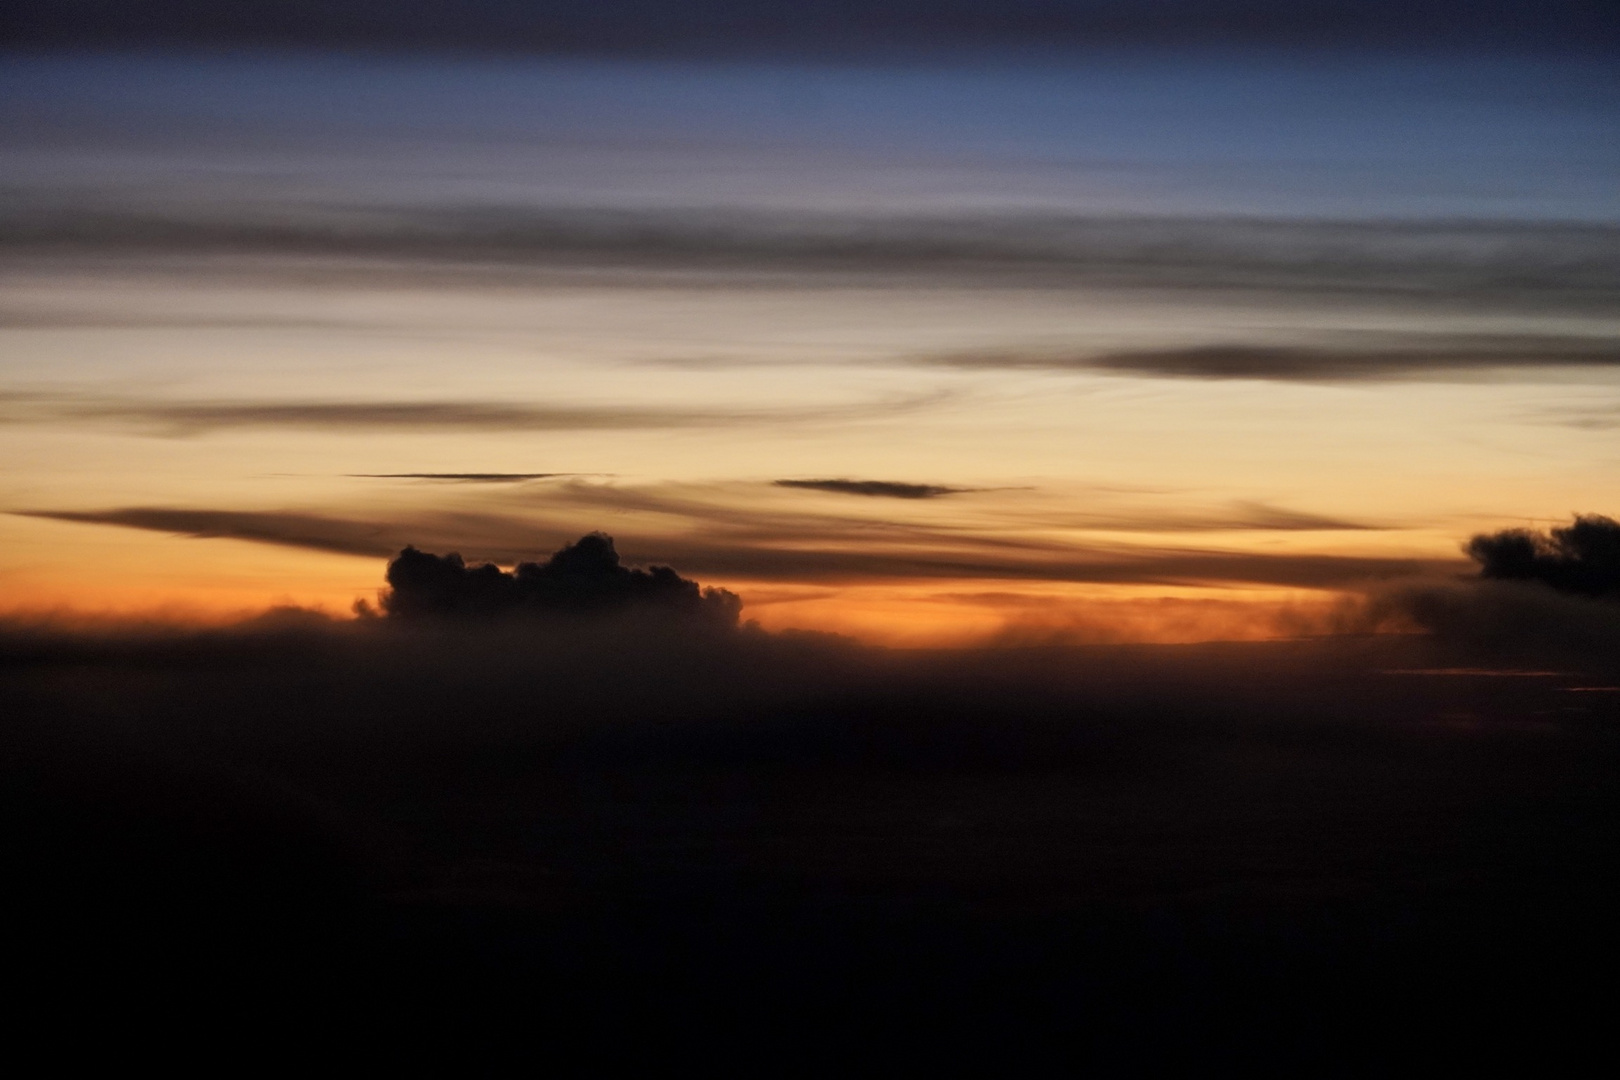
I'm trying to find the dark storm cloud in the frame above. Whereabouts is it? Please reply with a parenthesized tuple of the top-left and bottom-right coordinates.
(774, 479, 970, 499)
(928, 335, 1620, 383)
(0, 390, 945, 436)
(6, 1, 1614, 53)
(16, 504, 1446, 590)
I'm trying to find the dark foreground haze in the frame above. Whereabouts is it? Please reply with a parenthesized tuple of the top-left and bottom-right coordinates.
(7, 530, 1620, 1070)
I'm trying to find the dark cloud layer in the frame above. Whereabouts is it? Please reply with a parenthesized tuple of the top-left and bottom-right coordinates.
(6, 517, 1620, 1066)
(5, 593, 1620, 1068)
(774, 479, 968, 499)
(8, 1, 1614, 53)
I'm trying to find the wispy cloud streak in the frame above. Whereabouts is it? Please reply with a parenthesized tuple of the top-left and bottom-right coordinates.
(774, 479, 971, 499)
(925, 334, 1620, 383)
(16, 504, 1448, 590)
(0, 391, 948, 436)
(350, 473, 568, 483)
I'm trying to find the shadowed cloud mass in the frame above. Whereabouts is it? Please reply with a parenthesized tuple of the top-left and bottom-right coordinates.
(380, 532, 741, 625)
(1467, 514, 1620, 599)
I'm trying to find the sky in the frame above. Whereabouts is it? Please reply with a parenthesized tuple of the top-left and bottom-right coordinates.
(3, 26, 1618, 643)
(9, 10, 1620, 1065)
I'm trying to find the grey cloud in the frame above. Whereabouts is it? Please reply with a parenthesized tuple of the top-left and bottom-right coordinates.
(19, 508, 402, 558)
(6, 208, 1617, 306)
(1216, 502, 1380, 532)
(1540, 405, 1620, 430)
(0, 390, 947, 436)
(541, 481, 1379, 543)
(927, 334, 1620, 383)
(350, 473, 567, 483)
(774, 479, 970, 499)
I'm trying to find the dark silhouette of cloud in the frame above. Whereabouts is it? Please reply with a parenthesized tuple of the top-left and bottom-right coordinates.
(1466, 514, 1620, 599)
(381, 532, 741, 625)
(774, 479, 969, 499)
(928, 335, 1620, 382)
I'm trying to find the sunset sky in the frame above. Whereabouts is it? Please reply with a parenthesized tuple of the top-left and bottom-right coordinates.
(10, 7, 1620, 1068)
(4, 33, 1617, 643)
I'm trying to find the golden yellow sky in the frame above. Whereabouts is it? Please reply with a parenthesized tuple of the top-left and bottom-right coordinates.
(4, 256, 1616, 644)
(4, 55, 1618, 643)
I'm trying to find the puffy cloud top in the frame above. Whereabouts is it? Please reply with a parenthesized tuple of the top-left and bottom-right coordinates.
(382, 532, 741, 624)
(1467, 514, 1620, 599)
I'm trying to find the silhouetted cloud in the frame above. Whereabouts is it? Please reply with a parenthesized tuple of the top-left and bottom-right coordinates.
(380, 532, 741, 625)
(774, 479, 970, 499)
(1466, 514, 1620, 599)
(927, 335, 1620, 382)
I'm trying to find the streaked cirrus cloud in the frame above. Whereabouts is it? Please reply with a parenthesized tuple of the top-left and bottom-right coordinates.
(774, 479, 971, 499)
(924, 333, 1620, 382)
(0, 389, 949, 436)
(15, 496, 1438, 591)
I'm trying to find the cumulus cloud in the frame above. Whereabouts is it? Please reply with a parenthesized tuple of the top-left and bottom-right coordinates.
(1466, 514, 1620, 598)
(380, 532, 741, 625)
